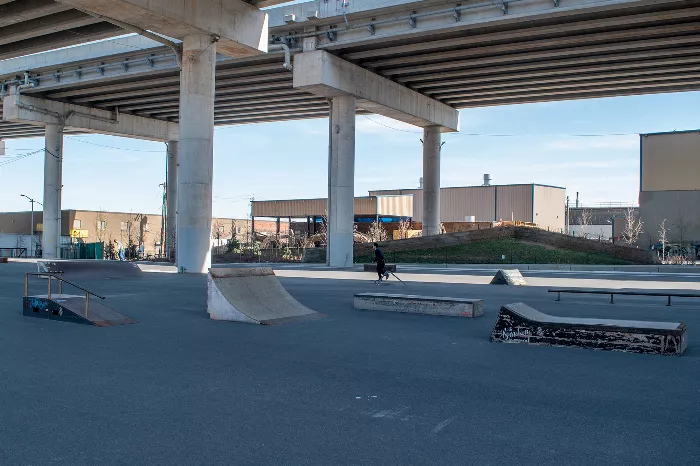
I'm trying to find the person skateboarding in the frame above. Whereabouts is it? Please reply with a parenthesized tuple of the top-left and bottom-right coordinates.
(372, 242, 389, 284)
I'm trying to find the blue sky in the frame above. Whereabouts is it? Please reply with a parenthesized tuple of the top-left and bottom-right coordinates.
(2, 90, 699, 218)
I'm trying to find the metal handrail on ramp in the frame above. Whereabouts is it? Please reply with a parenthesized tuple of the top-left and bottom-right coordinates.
(25, 272, 105, 318)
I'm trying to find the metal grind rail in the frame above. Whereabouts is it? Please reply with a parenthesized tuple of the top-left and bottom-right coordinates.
(25, 272, 105, 317)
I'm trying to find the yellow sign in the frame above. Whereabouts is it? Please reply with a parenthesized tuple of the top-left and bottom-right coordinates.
(70, 229, 88, 238)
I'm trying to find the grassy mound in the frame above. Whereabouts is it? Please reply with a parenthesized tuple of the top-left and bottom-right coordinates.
(355, 237, 635, 265)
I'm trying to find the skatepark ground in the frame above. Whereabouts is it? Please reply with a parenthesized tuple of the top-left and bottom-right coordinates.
(1, 261, 698, 465)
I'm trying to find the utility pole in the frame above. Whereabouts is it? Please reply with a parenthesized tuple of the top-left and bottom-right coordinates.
(565, 196, 570, 235)
(20, 194, 42, 257)
(250, 196, 255, 246)
(159, 182, 166, 257)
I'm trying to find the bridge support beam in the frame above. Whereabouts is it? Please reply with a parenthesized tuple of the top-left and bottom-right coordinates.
(176, 34, 215, 273)
(166, 140, 178, 261)
(293, 51, 459, 132)
(58, 0, 268, 59)
(43, 124, 63, 259)
(327, 96, 356, 268)
(2, 88, 178, 142)
(422, 126, 441, 236)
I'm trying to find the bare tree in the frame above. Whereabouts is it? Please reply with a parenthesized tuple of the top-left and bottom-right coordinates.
(368, 220, 388, 242)
(658, 219, 668, 262)
(397, 218, 410, 240)
(15, 234, 27, 255)
(672, 215, 690, 248)
(578, 208, 593, 239)
(622, 207, 643, 246)
(317, 214, 328, 246)
(212, 219, 226, 252)
(94, 209, 107, 243)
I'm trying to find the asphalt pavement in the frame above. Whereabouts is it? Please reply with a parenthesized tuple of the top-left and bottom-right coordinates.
(0, 261, 698, 465)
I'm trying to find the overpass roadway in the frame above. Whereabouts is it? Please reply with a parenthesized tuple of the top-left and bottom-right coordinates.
(2, 0, 700, 139)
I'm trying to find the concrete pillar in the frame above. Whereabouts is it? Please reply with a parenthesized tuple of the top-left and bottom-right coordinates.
(166, 141, 178, 260)
(327, 96, 356, 267)
(176, 34, 216, 273)
(422, 126, 441, 236)
(0, 140, 5, 156)
(43, 124, 63, 259)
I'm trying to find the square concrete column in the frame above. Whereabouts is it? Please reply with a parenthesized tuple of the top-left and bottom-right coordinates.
(327, 96, 356, 267)
(422, 126, 442, 236)
(0, 140, 5, 156)
(166, 140, 178, 261)
(43, 124, 63, 258)
(176, 34, 216, 273)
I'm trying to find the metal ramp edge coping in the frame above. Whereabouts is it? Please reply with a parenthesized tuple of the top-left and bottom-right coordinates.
(23, 272, 138, 327)
(207, 267, 324, 325)
(491, 302, 687, 356)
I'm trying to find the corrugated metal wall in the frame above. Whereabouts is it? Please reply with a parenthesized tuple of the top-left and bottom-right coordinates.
(495, 185, 533, 223)
(533, 185, 566, 232)
(370, 185, 564, 226)
(376, 195, 413, 217)
(252, 196, 407, 218)
(641, 131, 700, 192)
(442, 186, 496, 222)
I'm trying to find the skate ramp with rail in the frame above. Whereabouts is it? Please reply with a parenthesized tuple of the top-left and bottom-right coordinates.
(23, 294, 137, 327)
(38, 260, 142, 279)
(207, 267, 322, 325)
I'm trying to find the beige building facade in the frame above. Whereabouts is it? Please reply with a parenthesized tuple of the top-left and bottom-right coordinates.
(0, 209, 285, 257)
(370, 184, 566, 232)
(639, 130, 700, 246)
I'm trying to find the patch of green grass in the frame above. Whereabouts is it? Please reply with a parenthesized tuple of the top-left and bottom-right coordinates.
(356, 238, 634, 265)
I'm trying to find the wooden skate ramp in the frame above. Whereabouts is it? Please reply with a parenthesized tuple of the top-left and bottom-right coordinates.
(207, 267, 322, 325)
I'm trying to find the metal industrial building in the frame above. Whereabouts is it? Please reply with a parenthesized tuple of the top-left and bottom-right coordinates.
(253, 184, 566, 233)
(639, 130, 700, 245)
(252, 195, 414, 233)
(370, 184, 566, 232)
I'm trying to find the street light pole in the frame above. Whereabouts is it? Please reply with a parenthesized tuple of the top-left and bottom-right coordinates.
(20, 194, 42, 257)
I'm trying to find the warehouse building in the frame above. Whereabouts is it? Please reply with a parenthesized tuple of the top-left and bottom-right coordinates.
(370, 183, 566, 232)
(639, 130, 700, 246)
(252, 183, 566, 233)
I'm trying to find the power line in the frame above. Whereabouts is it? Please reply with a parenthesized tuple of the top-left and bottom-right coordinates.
(66, 136, 164, 152)
(0, 149, 43, 167)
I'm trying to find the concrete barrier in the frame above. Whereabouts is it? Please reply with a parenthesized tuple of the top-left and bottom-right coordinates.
(354, 293, 483, 318)
(491, 302, 687, 356)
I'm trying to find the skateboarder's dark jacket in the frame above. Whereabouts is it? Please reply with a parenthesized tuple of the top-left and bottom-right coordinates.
(374, 248, 385, 263)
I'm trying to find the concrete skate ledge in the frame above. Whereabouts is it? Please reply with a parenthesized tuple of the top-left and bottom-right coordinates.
(354, 293, 483, 318)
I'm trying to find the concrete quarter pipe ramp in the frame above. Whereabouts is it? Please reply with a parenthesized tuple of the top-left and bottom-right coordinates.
(207, 267, 322, 325)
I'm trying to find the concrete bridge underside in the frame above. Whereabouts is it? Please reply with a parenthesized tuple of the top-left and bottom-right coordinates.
(2, 0, 700, 138)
